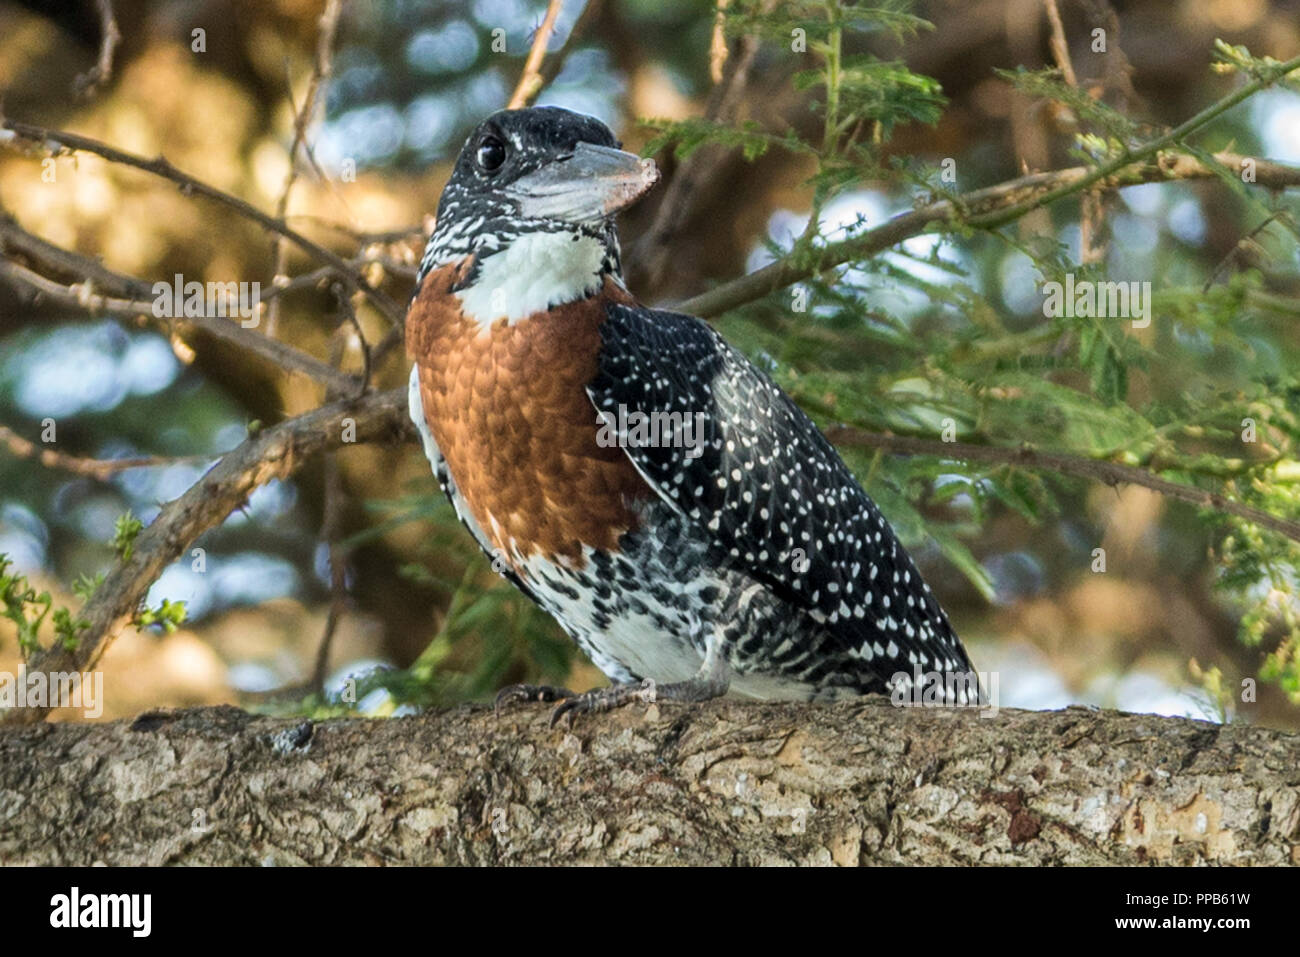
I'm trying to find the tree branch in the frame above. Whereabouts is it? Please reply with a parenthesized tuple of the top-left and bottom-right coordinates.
(1, 700, 1295, 865)
(824, 426, 1300, 544)
(634, 20, 765, 292)
(0, 256, 357, 394)
(970, 51, 1300, 229)
(0, 425, 212, 481)
(676, 149, 1300, 318)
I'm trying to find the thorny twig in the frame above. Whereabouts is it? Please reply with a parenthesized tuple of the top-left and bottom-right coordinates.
(73, 0, 121, 98)
(0, 425, 213, 481)
(507, 0, 564, 109)
(268, 0, 347, 337)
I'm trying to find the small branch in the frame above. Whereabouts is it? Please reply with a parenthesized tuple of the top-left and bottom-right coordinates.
(329, 281, 372, 398)
(268, 0, 346, 337)
(0, 425, 212, 481)
(1203, 212, 1288, 293)
(353, 252, 418, 280)
(672, 43, 1300, 319)
(533, 0, 603, 95)
(307, 296, 363, 693)
(0, 209, 152, 298)
(312, 451, 348, 692)
(1043, 0, 1107, 263)
(1043, 0, 1077, 88)
(306, 221, 424, 244)
(0, 257, 357, 394)
(259, 264, 339, 303)
(0, 209, 355, 390)
(709, 0, 731, 83)
(73, 0, 121, 98)
(368, 324, 405, 370)
(676, 150, 1300, 318)
(507, 0, 564, 109)
(0, 119, 404, 328)
(824, 426, 1300, 544)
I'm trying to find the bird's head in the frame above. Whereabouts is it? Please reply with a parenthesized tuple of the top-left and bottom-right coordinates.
(417, 107, 659, 321)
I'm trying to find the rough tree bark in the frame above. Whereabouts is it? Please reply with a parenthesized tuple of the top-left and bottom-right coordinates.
(1, 700, 1295, 865)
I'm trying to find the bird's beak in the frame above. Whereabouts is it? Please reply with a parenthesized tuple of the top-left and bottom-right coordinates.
(503, 142, 659, 223)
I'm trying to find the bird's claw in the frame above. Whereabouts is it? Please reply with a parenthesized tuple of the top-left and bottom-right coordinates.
(494, 684, 576, 713)
(548, 678, 657, 727)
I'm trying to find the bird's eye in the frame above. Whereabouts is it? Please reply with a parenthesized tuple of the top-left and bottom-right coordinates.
(475, 136, 507, 173)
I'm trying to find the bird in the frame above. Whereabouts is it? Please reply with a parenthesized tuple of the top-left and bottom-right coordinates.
(405, 105, 976, 724)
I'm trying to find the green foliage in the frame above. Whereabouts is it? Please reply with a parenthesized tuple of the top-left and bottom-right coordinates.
(794, 59, 946, 139)
(724, 0, 932, 45)
(51, 607, 90, 652)
(645, 0, 945, 191)
(0, 554, 50, 655)
(112, 512, 144, 561)
(0, 553, 89, 655)
(135, 598, 187, 636)
(1218, 519, 1300, 703)
(641, 117, 809, 162)
(0, 514, 184, 657)
(1213, 39, 1300, 91)
(72, 572, 104, 603)
(996, 67, 1139, 144)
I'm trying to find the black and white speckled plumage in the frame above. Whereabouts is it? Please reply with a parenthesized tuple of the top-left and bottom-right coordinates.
(585, 303, 973, 696)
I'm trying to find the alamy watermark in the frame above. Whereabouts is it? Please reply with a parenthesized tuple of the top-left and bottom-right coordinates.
(152, 274, 261, 327)
(0, 665, 103, 718)
(595, 405, 708, 459)
(1041, 273, 1152, 328)
(50, 887, 150, 937)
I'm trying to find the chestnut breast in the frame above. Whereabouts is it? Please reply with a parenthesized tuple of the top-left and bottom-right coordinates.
(406, 259, 653, 568)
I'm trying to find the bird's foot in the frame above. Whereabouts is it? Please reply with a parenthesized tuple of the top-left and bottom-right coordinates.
(549, 678, 659, 727)
(494, 683, 576, 713)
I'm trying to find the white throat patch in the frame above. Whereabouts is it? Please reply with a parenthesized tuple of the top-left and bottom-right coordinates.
(455, 230, 607, 329)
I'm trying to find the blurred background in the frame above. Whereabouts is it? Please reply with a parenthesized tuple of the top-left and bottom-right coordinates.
(1, 0, 1299, 727)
